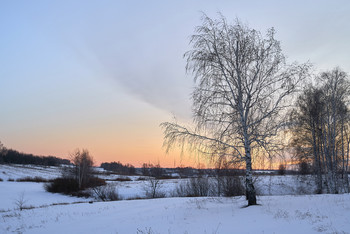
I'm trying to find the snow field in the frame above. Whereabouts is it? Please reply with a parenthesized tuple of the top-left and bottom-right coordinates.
(1, 195, 350, 233)
(1, 165, 349, 233)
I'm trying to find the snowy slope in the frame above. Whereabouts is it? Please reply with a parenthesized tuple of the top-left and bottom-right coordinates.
(0, 181, 89, 211)
(0, 164, 61, 181)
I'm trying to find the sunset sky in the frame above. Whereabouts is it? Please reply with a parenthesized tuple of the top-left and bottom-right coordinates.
(1, 1, 350, 167)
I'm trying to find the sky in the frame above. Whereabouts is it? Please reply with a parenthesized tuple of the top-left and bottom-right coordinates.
(1, 1, 350, 167)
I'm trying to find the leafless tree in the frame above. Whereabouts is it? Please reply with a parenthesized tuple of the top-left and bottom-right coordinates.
(291, 68, 350, 194)
(0, 141, 4, 163)
(161, 14, 310, 206)
(290, 86, 324, 192)
(67, 149, 94, 189)
(14, 192, 28, 211)
(143, 177, 165, 198)
(0, 141, 6, 156)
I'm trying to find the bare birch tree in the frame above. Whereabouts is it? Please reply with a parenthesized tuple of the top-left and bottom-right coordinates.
(161, 14, 309, 206)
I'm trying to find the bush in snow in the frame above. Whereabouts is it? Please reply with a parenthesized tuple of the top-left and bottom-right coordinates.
(45, 149, 107, 197)
(91, 183, 120, 201)
(278, 164, 286, 175)
(174, 177, 213, 197)
(143, 177, 165, 198)
(216, 176, 245, 197)
(45, 177, 105, 197)
(16, 176, 49, 183)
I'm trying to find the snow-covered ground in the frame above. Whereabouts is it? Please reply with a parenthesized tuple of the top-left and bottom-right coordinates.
(1, 164, 349, 233)
(0, 182, 89, 211)
(1, 195, 350, 233)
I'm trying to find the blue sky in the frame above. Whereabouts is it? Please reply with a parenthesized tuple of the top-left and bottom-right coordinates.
(1, 1, 349, 166)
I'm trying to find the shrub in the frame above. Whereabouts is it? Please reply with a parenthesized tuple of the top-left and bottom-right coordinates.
(16, 176, 49, 183)
(45, 176, 106, 196)
(278, 164, 286, 175)
(174, 177, 213, 197)
(217, 176, 245, 197)
(173, 182, 190, 197)
(8, 178, 14, 182)
(44, 178, 80, 194)
(187, 177, 211, 197)
(109, 177, 132, 182)
(143, 178, 166, 198)
(0, 178, 3, 182)
(91, 183, 119, 201)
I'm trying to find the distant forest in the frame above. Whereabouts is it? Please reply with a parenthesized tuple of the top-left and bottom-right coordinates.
(100, 161, 136, 175)
(0, 148, 70, 166)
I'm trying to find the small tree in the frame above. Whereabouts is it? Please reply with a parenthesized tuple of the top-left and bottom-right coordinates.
(14, 192, 29, 211)
(68, 149, 94, 189)
(0, 141, 4, 164)
(0, 141, 4, 152)
(278, 164, 286, 175)
(143, 177, 165, 198)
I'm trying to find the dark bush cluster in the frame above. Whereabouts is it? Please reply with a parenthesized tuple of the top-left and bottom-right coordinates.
(45, 177, 106, 196)
(174, 178, 212, 197)
(173, 176, 245, 198)
(45, 178, 80, 194)
(16, 176, 50, 183)
(278, 164, 286, 175)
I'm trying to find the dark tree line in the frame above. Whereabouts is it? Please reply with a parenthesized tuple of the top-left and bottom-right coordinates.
(101, 161, 136, 175)
(0, 146, 70, 166)
(141, 163, 164, 178)
(291, 68, 350, 194)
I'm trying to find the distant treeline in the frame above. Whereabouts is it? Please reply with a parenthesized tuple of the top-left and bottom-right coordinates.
(100, 161, 136, 175)
(0, 149, 70, 166)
